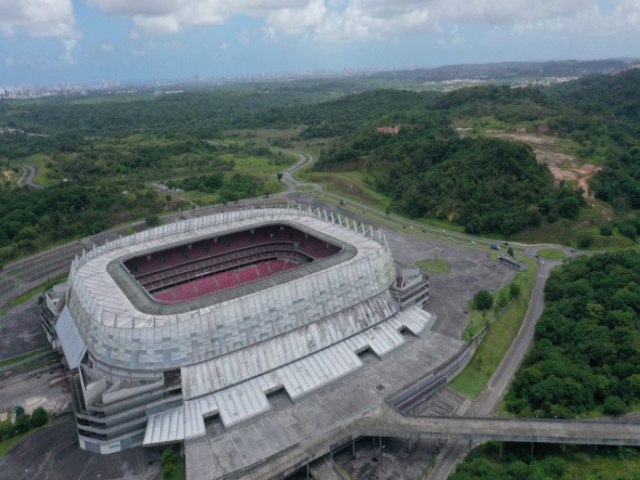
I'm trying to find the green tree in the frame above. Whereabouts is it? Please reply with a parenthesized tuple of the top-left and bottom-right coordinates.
(576, 232, 593, 248)
(509, 283, 521, 300)
(603, 395, 626, 415)
(30, 407, 48, 428)
(145, 215, 161, 227)
(0, 420, 14, 440)
(161, 447, 179, 479)
(599, 224, 613, 236)
(14, 414, 31, 434)
(473, 290, 494, 311)
(507, 247, 514, 257)
(618, 222, 637, 240)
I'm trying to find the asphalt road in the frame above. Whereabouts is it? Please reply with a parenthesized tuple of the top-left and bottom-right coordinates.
(0, 418, 161, 480)
(426, 260, 559, 480)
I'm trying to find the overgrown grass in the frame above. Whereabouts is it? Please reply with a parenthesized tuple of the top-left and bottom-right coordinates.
(416, 258, 451, 275)
(301, 171, 391, 210)
(7, 272, 68, 307)
(0, 348, 49, 369)
(0, 429, 41, 458)
(449, 256, 538, 398)
(512, 204, 635, 249)
(220, 153, 294, 175)
(537, 248, 567, 260)
(0, 414, 68, 458)
(415, 217, 466, 234)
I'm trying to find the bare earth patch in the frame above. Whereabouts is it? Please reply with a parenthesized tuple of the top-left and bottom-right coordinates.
(2, 170, 12, 180)
(486, 131, 600, 203)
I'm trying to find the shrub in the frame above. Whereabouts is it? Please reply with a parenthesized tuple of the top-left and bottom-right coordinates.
(145, 215, 161, 227)
(603, 395, 626, 416)
(576, 232, 593, 248)
(14, 414, 31, 434)
(30, 407, 48, 428)
(599, 224, 613, 236)
(473, 290, 494, 311)
(618, 222, 637, 240)
(0, 420, 14, 440)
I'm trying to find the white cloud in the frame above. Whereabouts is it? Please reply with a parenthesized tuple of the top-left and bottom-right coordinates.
(264, 0, 326, 35)
(4, 56, 14, 66)
(0, 0, 77, 37)
(86, 0, 640, 42)
(88, 0, 309, 35)
(0, 0, 81, 60)
(99, 42, 115, 52)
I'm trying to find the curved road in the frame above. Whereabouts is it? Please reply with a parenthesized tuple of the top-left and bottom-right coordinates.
(15, 164, 42, 189)
(427, 260, 558, 480)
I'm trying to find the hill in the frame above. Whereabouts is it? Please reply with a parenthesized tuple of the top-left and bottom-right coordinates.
(317, 117, 583, 235)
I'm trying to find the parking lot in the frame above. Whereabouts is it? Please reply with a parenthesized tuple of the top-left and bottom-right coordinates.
(385, 229, 515, 339)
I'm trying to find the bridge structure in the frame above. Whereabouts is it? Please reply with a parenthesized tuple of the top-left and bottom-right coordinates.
(360, 405, 640, 447)
(242, 404, 640, 480)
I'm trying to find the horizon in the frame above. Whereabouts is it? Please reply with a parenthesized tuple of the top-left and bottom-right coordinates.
(1, 1, 639, 85)
(2, 56, 639, 90)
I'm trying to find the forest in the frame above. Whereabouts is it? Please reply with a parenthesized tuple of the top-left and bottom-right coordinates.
(309, 69, 640, 236)
(505, 251, 640, 418)
(451, 442, 640, 480)
(316, 120, 584, 235)
(1, 69, 640, 258)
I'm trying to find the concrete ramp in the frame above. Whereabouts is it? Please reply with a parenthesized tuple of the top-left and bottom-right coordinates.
(310, 458, 344, 480)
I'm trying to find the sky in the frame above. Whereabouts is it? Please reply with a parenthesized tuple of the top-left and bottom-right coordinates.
(0, 0, 639, 85)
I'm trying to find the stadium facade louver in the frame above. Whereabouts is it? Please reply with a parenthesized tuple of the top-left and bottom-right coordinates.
(43, 204, 431, 455)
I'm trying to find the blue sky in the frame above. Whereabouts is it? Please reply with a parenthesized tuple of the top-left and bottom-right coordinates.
(1, 0, 639, 85)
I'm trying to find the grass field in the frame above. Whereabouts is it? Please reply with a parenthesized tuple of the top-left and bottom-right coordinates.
(0, 429, 40, 458)
(449, 256, 537, 398)
(8, 273, 68, 307)
(416, 258, 451, 275)
(301, 171, 391, 210)
(537, 248, 567, 260)
(0, 348, 49, 369)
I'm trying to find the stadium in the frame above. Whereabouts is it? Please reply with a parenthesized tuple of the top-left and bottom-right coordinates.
(43, 204, 456, 477)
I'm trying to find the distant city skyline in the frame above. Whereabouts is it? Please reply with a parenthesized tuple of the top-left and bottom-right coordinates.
(1, 0, 639, 85)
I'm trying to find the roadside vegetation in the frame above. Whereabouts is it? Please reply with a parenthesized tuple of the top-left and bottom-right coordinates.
(536, 248, 566, 260)
(505, 251, 640, 418)
(7, 273, 68, 307)
(0, 407, 49, 458)
(450, 256, 537, 398)
(452, 442, 640, 480)
(416, 258, 451, 275)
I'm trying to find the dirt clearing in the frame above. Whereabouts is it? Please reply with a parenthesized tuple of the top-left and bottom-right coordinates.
(486, 131, 600, 202)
